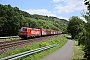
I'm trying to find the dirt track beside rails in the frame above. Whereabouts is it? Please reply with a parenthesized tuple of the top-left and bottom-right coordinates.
(0, 35, 59, 55)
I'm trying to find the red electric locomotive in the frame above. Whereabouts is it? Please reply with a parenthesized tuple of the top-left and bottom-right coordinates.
(19, 27, 41, 38)
(19, 27, 60, 39)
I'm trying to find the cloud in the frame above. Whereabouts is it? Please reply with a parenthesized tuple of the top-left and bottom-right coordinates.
(25, 8, 68, 20)
(52, 0, 61, 3)
(54, 0, 86, 13)
(80, 17, 87, 23)
(59, 16, 69, 21)
(25, 9, 57, 17)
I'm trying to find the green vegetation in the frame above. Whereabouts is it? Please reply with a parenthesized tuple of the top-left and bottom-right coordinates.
(0, 35, 68, 60)
(0, 4, 68, 36)
(67, 16, 88, 59)
(84, 1, 90, 59)
(71, 40, 86, 60)
(67, 0, 90, 59)
(67, 16, 84, 39)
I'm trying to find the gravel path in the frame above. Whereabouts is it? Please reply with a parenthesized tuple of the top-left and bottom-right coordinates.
(41, 39, 74, 60)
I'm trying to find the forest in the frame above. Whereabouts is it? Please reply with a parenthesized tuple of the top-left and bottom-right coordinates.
(0, 4, 68, 36)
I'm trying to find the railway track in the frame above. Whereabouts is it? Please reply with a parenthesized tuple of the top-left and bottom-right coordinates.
(1, 44, 58, 60)
(0, 35, 59, 55)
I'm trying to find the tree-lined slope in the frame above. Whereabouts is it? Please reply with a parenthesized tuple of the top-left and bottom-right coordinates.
(0, 4, 68, 36)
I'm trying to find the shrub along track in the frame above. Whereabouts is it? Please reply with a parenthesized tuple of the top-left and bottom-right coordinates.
(0, 35, 60, 55)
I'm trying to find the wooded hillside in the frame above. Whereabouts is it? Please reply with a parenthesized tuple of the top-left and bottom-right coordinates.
(0, 4, 68, 36)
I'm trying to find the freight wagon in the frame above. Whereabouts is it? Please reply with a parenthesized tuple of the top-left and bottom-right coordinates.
(19, 27, 60, 39)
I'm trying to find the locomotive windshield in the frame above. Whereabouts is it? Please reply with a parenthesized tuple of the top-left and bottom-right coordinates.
(21, 28, 27, 32)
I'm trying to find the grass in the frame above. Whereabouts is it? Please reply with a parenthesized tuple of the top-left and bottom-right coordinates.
(18, 35, 68, 60)
(71, 40, 87, 60)
(0, 34, 68, 60)
(0, 37, 21, 42)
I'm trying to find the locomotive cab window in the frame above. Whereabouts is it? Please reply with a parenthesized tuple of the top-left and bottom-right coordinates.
(21, 28, 27, 32)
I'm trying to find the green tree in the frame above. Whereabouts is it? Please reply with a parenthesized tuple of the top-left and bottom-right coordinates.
(84, 0, 90, 12)
(77, 0, 90, 59)
(82, 14, 90, 59)
(0, 4, 23, 36)
(67, 16, 84, 39)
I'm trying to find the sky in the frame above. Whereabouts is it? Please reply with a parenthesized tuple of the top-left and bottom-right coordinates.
(0, 0, 87, 20)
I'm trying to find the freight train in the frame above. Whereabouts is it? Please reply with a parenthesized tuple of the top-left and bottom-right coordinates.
(19, 27, 61, 39)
